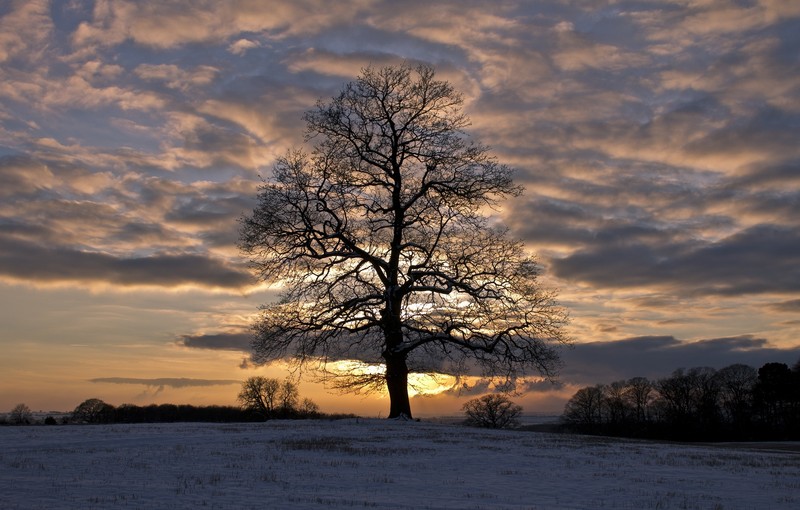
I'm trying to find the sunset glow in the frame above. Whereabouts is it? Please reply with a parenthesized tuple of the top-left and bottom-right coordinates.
(326, 360, 458, 398)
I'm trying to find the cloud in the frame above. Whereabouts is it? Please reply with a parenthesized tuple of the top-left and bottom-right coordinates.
(562, 335, 800, 386)
(285, 48, 399, 79)
(0, 149, 264, 291)
(70, 0, 370, 50)
(20, 74, 168, 113)
(728, 159, 800, 193)
(89, 377, 240, 388)
(0, 0, 51, 64)
(552, 25, 650, 72)
(0, 236, 252, 289)
(178, 332, 253, 352)
(228, 38, 260, 55)
(442, 377, 565, 398)
(685, 107, 800, 166)
(0, 155, 57, 196)
(168, 119, 269, 170)
(197, 91, 312, 149)
(767, 299, 800, 313)
(551, 225, 800, 296)
(442, 379, 492, 397)
(134, 64, 218, 91)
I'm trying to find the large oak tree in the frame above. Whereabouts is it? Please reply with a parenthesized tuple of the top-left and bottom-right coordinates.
(240, 64, 567, 418)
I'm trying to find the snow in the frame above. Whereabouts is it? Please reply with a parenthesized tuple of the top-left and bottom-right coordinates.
(1, 419, 798, 509)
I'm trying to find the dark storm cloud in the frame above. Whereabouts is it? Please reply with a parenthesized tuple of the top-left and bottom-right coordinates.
(0, 236, 252, 289)
(552, 225, 800, 296)
(178, 332, 253, 352)
(562, 335, 800, 386)
(89, 377, 240, 388)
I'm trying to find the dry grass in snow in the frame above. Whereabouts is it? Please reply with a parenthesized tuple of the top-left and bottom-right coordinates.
(1, 419, 799, 509)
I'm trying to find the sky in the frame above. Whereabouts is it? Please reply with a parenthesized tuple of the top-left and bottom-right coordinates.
(1, 0, 799, 417)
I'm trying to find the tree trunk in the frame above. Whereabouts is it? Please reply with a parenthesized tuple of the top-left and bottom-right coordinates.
(382, 282, 412, 419)
(384, 352, 412, 419)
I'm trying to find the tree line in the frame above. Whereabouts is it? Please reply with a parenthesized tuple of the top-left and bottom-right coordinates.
(562, 361, 800, 440)
(1, 377, 356, 426)
(0, 400, 264, 426)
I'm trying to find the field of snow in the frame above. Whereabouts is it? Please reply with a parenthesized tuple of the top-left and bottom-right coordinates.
(2, 419, 799, 509)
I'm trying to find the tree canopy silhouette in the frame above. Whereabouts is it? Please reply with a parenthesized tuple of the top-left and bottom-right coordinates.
(240, 64, 568, 418)
(562, 361, 800, 440)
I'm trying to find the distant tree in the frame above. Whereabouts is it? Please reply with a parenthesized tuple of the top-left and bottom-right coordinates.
(654, 369, 696, 428)
(603, 381, 630, 427)
(72, 398, 115, 424)
(115, 403, 145, 423)
(240, 63, 568, 419)
(299, 398, 320, 417)
(756, 363, 792, 399)
(562, 385, 606, 429)
(624, 377, 654, 424)
(238, 377, 280, 418)
(716, 364, 757, 429)
(157, 404, 179, 422)
(754, 363, 792, 416)
(463, 394, 522, 429)
(690, 367, 722, 429)
(754, 362, 798, 433)
(238, 377, 300, 419)
(279, 379, 299, 413)
(9, 403, 33, 425)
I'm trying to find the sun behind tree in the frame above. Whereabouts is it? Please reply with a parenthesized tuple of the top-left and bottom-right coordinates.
(240, 63, 568, 419)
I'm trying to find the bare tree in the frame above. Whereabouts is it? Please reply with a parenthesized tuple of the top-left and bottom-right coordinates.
(237, 376, 303, 419)
(603, 381, 629, 426)
(463, 394, 523, 429)
(653, 367, 722, 431)
(240, 64, 568, 419)
(279, 379, 299, 413)
(624, 376, 654, 424)
(717, 364, 757, 428)
(562, 384, 606, 428)
(654, 369, 695, 425)
(9, 403, 33, 425)
(299, 398, 320, 416)
(237, 376, 282, 418)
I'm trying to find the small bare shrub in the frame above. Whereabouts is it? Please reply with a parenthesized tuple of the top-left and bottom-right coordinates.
(9, 403, 33, 425)
(463, 394, 522, 429)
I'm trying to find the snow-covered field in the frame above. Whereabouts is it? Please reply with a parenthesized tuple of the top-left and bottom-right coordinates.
(2, 419, 798, 509)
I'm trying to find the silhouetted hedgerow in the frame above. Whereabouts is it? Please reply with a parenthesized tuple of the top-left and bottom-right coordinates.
(562, 361, 800, 441)
(61, 399, 350, 425)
